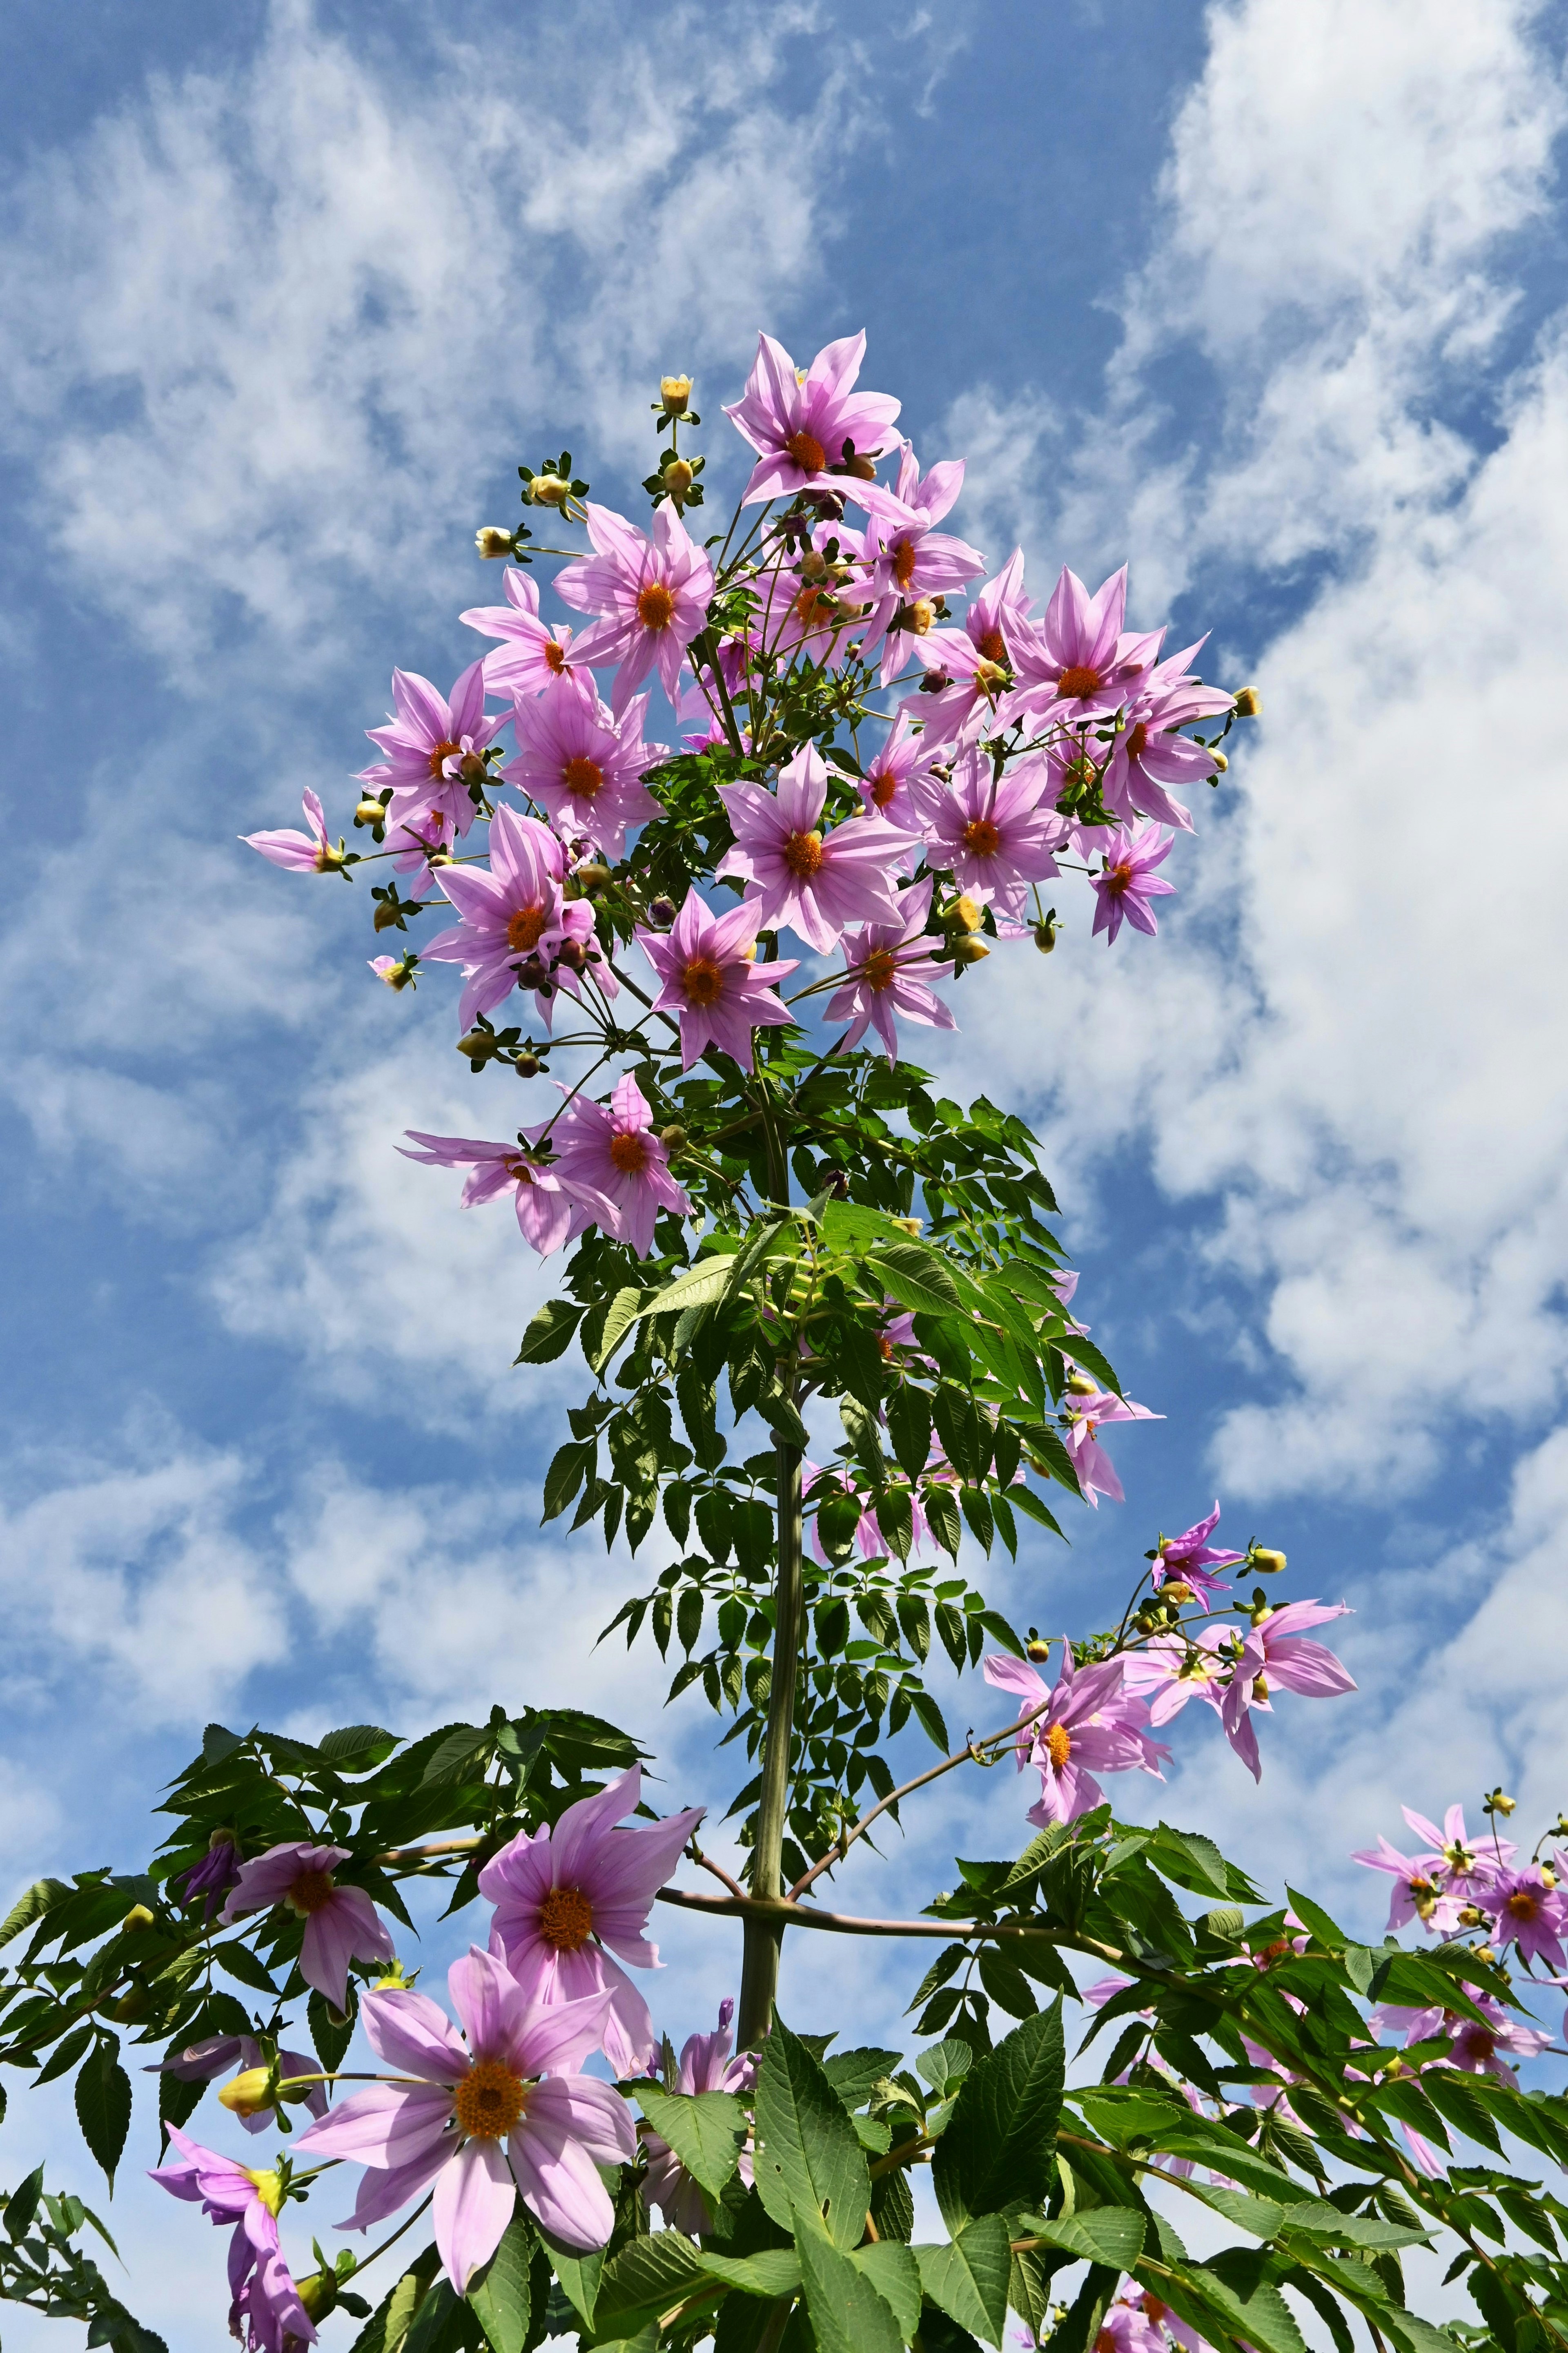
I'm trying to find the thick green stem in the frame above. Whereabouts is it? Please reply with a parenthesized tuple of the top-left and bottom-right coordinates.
(738, 1439, 804, 2045)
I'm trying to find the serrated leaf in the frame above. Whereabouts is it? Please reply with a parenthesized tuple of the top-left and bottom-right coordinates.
(933, 2003, 1064, 2231)
(636, 2084, 749, 2201)
(590, 2231, 708, 2337)
(514, 1300, 582, 1365)
(1023, 2210, 1145, 2270)
(637, 1257, 739, 1321)
(795, 2219, 904, 2353)
(594, 1285, 647, 1371)
(852, 2241, 922, 2340)
(753, 2018, 871, 2251)
(76, 2044, 132, 2189)
(468, 2215, 536, 2353)
(703, 2250, 802, 2299)
(0, 1876, 70, 1952)
(914, 2214, 1012, 2346)
(867, 1243, 961, 1318)
(318, 1724, 399, 1770)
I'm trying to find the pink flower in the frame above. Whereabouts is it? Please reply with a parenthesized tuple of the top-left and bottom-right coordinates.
(983, 1647, 1155, 1825)
(855, 459, 984, 675)
(1372, 1994, 1550, 2080)
(294, 1950, 634, 2284)
(1221, 1601, 1356, 1782)
(1099, 641, 1235, 832)
(421, 803, 604, 1034)
(1121, 1630, 1229, 1729)
(1479, 1867, 1568, 1971)
(1007, 564, 1163, 725)
(638, 888, 798, 1071)
(363, 663, 493, 838)
(717, 743, 915, 952)
(149, 2034, 327, 2134)
(1401, 1803, 1514, 1905)
(906, 551, 1033, 747)
(399, 1130, 593, 1258)
(825, 877, 956, 1061)
(461, 564, 582, 701)
(1150, 1502, 1244, 1599)
(242, 790, 344, 875)
(1060, 1381, 1163, 1507)
(503, 686, 664, 856)
(555, 501, 714, 718)
(480, 1765, 704, 2078)
(549, 1075, 691, 1259)
(805, 1461, 933, 1564)
(220, 1842, 394, 2009)
(1090, 823, 1176, 944)
(1351, 1836, 1456, 1934)
(916, 746, 1065, 917)
(643, 1998, 757, 2234)
(151, 2130, 315, 2353)
(723, 330, 901, 506)
(855, 708, 935, 830)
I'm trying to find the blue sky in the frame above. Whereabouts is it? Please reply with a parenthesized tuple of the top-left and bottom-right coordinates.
(2, 0, 1568, 2340)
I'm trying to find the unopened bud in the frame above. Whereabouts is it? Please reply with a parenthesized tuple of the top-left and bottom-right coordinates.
(528, 473, 572, 508)
(457, 1030, 496, 1063)
(950, 934, 990, 965)
(555, 938, 588, 973)
(121, 1904, 156, 1932)
(1474, 1945, 1498, 1966)
(949, 895, 984, 933)
(475, 527, 515, 559)
(1033, 917, 1058, 953)
(648, 895, 677, 927)
(1457, 1904, 1483, 1926)
(1161, 1579, 1195, 1604)
(1233, 687, 1261, 718)
(354, 798, 388, 829)
(660, 375, 693, 415)
(373, 899, 403, 932)
(1135, 1610, 1158, 1635)
(918, 668, 951, 694)
(800, 549, 830, 584)
(108, 1985, 156, 2023)
(372, 1961, 409, 1991)
(219, 2068, 275, 2119)
(1250, 1546, 1286, 1575)
(576, 863, 611, 894)
(659, 1125, 688, 1152)
(1210, 748, 1229, 772)
(1486, 1788, 1518, 1817)
(1025, 1638, 1052, 1663)
(515, 1052, 541, 1077)
(296, 2273, 339, 2324)
(1066, 1373, 1099, 1396)
(1542, 1865, 1559, 1890)
(837, 450, 877, 481)
(663, 458, 695, 499)
(1382, 2053, 1405, 2078)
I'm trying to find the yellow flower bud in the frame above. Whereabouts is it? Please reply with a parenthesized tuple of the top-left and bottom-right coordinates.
(354, 798, 388, 829)
(527, 473, 572, 508)
(474, 527, 515, 559)
(664, 458, 695, 499)
(660, 375, 693, 415)
(220, 2068, 275, 2119)
(950, 934, 990, 965)
(951, 895, 983, 933)
(1066, 1373, 1099, 1396)
(1233, 687, 1261, 717)
(659, 1125, 688, 1153)
(1025, 1638, 1052, 1663)
(296, 2273, 339, 2323)
(121, 1904, 156, 1932)
(1250, 1546, 1286, 1575)
(1210, 748, 1229, 772)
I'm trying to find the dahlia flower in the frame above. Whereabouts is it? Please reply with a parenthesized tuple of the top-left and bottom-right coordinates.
(151, 2130, 315, 2353)
(642, 1998, 757, 2234)
(983, 1646, 1155, 1826)
(548, 1075, 690, 1259)
(556, 500, 714, 718)
(220, 1842, 394, 2009)
(461, 564, 581, 701)
(717, 743, 913, 952)
(824, 877, 956, 1061)
(637, 888, 798, 1070)
(1150, 1501, 1244, 1599)
(1060, 1380, 1163, 1506)
(915, 747, 1064, 917)
(1221, 1601, 1356, 1782)
(363, 663, 492, 838)
(1090, 823, 1176, 944)
(243, 790, 342, 874)
(724, 330, 901, 506)
(422, 804, 602, 1034)
(1008, 564, 1163, 725)
(503, 686, 662, 855)
(150, 2033, 327, 2134)
(399, 1129, 593, 1258)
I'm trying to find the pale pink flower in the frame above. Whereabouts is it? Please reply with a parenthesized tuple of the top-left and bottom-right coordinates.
(399, 1130, 592, 1258)
(504, 687, 664, 855)
(1479, 1868, 1568, 1971)
(243, 790, 343, 874)
(220, 1842, 394, 2010)
(1099, 641, 1234, 832)
(363, 662, 493, 838)
(1090, 823, 1176, 944)
(549, 1075, 691, 1259)
(461, 564, 582, 700)
(1401, 1804, 1514, 1905)
(906, 551, 1033, 747)
(1007, 564, 1163, 725)
(1351, 1835, 1456, 1934)
(855, 455, 984, 675)
(1221, 1601, 1356, 1782)
(723, 330, 901, 506)
(643, 1998, 757, 2234)
(717, 743, 915, 952)
(556, 501, 714, 718)
(1150, 1502, 1244, 1599)
(421, 803, 604, 1033)
(295, 1952, 633, 2284)
(1060, 1381, 1163, 1506)
(149, 2034, 326, 2134)
(150, 2131, 315, 2353)
(638, 888, 798, 1070)
(983, 1647, 1155, 1825)
(915, 745, 1065, 916)
(855, 708, 936, 830)
(481, 1766, 703, 2078)
(825, 877, 956, 1061)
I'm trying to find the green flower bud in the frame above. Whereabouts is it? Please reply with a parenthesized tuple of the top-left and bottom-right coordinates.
(296, 2273, 339, 2324)
(219, 2068, 275, 2119)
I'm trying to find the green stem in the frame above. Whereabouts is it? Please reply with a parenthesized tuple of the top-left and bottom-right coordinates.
(738, 1439, 805, 2047)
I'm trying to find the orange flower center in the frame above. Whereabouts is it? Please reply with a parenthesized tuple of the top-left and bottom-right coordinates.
(562, 755, 604, 799)
(287, 1869, 336, 1916)
(869, 770, 898, 808)
(503, 1156, 537, 1187)
(453, 2057, 527, 2141)
(538, 1885, 595, 1951)
(427, 737, 461, 778)
(682, 953, 726, 1006)
(893, 539, 918, 589)
(507, 904, 549, 952)
(637, 581, 677, 631)
(786, 428, 826, 473)
(976, 629, 1007, 665)
(963, 817, 1001, 858)
(783, 830, 825, 880)
(1045, 1723, 1072, 1771)
(1126, 720, 1149, 761)
(544, 640, 568, 674)
(1104, 860, 1134, 897)
(794, 586, 836, 629)
(862, 948, 898, 993)
(877, 1334, 895, 1359)
(1507, 1890, 1539, 1921)
(1470, 2033, 1496, 2061)
(1143, 2302, 1168, 2330)
(1058, 665, 1102, 699)
(609, 1131, 649, 1175)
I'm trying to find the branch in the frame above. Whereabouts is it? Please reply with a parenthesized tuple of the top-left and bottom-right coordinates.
(655, 1883, 1112, 1955)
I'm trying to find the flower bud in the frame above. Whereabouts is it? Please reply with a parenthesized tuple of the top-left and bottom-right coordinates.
(1474, 1945, 1498, 1966)
(1457, 1905, 1483, 1926)
(1233, 687, 1261, 717)
(516, 955, 549, 990)
(660, 375, 693, 415)
(659, 1125, 688, 1152)
(219, 2068, 276, 2119)
(1066, 1373, 1099, 1396)
(1486, 1788, 1518, 1817)
(663, 458, 695, 500)
(1250, 1546, 1286, 1575)
(121, 1903, 156, 1932)
(1025, 1638, 1052, 1663)
(515, 1052, 541, 1077)
(918, 668, 952, 694)
(372, 1961, 410, 1991)
(457, 1030, 497, 1063)
(555, 938, 588, 973)
(648, 896, 677, 927)
(837, 450, 877, 481)
(894, 1216, 924, 1236)
(475, 527, 515, 559)
(1033, 916, 1058, 953)
(373, 899, 404, 932)
(1210, 748, 1229, 772)
(354, 798, 388, 829)
(576, 863, 612, 895)
(950, 934, 990, 965)
(527, 473, 572, 508)
(800, 549, 830, 584)
(1161, 1579, 1195, 1604)
(296, 2273, 339, 2324)
(949, 895, 984, 933)
(1543, 1865, 1559, 1890)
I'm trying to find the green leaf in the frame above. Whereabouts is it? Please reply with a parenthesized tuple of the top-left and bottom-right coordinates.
(638, 1255, 741, 1321)
(514, 1300, 582, 1364)
(4, 2166, 44, 2241)
(590, 2231, 708, 2337)
(403, 2279, 485, 2353)
(33, 2023, 95, 2086)
(310, 1988, 356, 2072)
(753, 2018, 872, 2251)
(0, 1875, 70, 1951)
(542, 2237, 602, 2334)
(468, 2216, 537, 2353)
(318, 1724, 399, 1771)
(795, 2217, 904, 2353)
(702, 2250, 803, 2299)
(592, 1285, 647, 1371)
(867, 1244, 962, 1319)
(910, 1690, 950, 1754)
(636, 2084, 749, 2201)
(932, 2003, 1065, 2231)
(1191, 2253, 1308, 2353)
(1023, 2210, 1145, 2270)
(76, 2042, 133, 2188)
(822, 2047, 904, 2110)
(347, 2244, 443, 2353)
(913, 2215, 1012, 2346)
(887, 1388, 933, 1483)
(852, 2242, 922, 2341)
(541, 1441, 593, 1522)
(1281, 2200, 1430, 2251)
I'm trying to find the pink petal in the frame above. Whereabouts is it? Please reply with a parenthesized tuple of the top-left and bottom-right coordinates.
(433, 2139, 517, 2295)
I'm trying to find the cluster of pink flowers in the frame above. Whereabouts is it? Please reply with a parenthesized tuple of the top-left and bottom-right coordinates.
(1355, 1800, 1568, 1971)
(152, 1769, 718, 2319)
(242, 329, 1247, 1276)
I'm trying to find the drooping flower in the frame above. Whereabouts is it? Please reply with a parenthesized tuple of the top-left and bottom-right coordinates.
(174, 1836, 244, 1920)
(983, 1647, 1155, 1825)
(1221, 1602, 1356, 1782)
(1007, 564, 1163, 726)
(906, 551, 1033, 746)
(421, 803, 604, 1034)
(149, 2034, 328, 2135)
(1350, 1835, 1456, 1934)
(915, 747, 1065, 917)
(824, 877, 956, 1061)
(220, 1843, 394, 2009)
(854, 708, 935, 830)
(637, 888, 798, 1070)
(716, 743, 915, 952)
(242, 790, 345, 875)
(503, 687, 664, 856)
(555, 501, 715, 718)
(642, 1998, 757, 2234)
(1060, 1379, 1163, 1507)
(1479, 1867, 1568, 1971)
(480, 1765, 704, 2079)
(151, 2130, 316, 2353)
(1149, 1502, 1245, 1600)
(1099, 642, 1235, 832)
(1090, 823, 1176, 945)
(548, 1075, 691, 1260)
(363, 663, 493, 837)
(294, 1951, 634, 2284)
(723, 331, 901, 506)
(399, 1130, 594, 1258)
(1371, 1993, 1551, 2081)
(1120, 1630, 1229, 1729)
(461, 564, 582, 701)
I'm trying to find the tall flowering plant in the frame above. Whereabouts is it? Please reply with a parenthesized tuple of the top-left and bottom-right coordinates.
(4, 338, 1566, 2353)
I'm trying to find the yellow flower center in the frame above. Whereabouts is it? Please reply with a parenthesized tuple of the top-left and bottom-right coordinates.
(963, 817, 1001, 858)
(1058, 665, 1102, 700)
(1104, 860, 1134, 897)
(1045, 1724, 1072, 1771)
(783, 830, 825, 880)
(426, 736, 461, 778)
(637, 582, 677, 631)
(538, 1885, 595, 1951)
(1506, 1890, 1539, 1921)
(786, 428, 826, 473)
(793, 585, 837, 630)
(609, 1131, 649, 1176)
(682, 954, 726, 1007)
(503, 1156, 537, 1187)
(287, 1869, 336, 1916)
(862, 948, 898, 993)
(562, 755, 604, 799)
(453, 2057, 528, 2142)
(893, 539, 918, 589)
(244, 2168, 285, 2216)
(507, 904, 549, 952)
